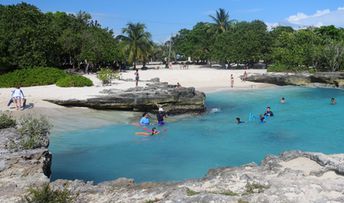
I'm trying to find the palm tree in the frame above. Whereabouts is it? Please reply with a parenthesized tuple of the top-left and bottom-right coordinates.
(117, 23, 153, 68)
(209, 8, 230, 33)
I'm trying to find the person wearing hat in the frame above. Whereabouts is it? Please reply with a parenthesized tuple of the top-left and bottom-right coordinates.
(157, 107, 167, 125)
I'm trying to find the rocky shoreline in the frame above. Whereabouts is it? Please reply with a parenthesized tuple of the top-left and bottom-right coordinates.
(46, 82, 206, 115)
(246, 72, 344, 88)
(1, 126, 344, 202)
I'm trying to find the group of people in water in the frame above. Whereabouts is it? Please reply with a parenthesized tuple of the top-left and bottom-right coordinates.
(236, 96, 337, 125)
(136, 107, 167, 136)
(136, 95, 338, 136)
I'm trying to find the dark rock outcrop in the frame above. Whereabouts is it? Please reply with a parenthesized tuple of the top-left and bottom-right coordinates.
(46, 82, 206, 114)
(247, 72, 344, 88)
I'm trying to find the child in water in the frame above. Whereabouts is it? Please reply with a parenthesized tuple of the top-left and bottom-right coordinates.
(236, 117, 245, 124)
(331, 98, 336, 105)
(135, 127, 160, 136)
(259, 114, 265, 123)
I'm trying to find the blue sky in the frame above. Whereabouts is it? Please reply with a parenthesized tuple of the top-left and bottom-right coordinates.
(2, 0, 344, 42)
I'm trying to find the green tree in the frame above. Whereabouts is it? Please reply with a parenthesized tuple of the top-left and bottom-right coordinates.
(209, 8, 230, 33)
(117, 23, 153, 68)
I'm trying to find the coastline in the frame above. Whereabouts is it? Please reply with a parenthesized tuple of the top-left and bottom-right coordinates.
(0, 67, 272, 132)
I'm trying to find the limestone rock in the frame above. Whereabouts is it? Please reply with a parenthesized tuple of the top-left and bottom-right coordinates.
(247, 72, 344, 88)
(46, 83, 206, 114)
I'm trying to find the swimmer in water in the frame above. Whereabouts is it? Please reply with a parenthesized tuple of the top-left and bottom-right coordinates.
(331, 97, 336, 105)
(264, 106, 274, 117)
(135, 127, 160, 136)
(259, 114, 265, 123)
(236, 117, 245, 124)
(139, 112, 150, 126)
(280, 97, 286, 104)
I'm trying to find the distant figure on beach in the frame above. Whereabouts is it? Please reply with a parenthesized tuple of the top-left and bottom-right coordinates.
(11, 87, 25, 110)
(136, 127, 160, 136)
(280, 97, 286, 104)
(134, 69, 139, 87)
(176, 82, 181, 88)
(230, 74, 234, 88)
(157, 107, 167, 125)
(243, 71, 248, 82)
(169, 62, 172, 69)
(264, 106, 274, 117)
(331, 98, 336, 105)
(139, 112, 150, 126)
(236, 117, 245, 124)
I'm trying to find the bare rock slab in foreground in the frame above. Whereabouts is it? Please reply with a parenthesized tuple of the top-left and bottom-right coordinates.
(46, 82, 206, 114)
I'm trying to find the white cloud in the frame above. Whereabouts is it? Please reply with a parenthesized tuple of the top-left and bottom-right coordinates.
(286, 7, 344, 27)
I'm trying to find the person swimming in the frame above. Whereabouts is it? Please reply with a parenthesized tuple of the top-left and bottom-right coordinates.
(236, 117, 245, 124)
(139, 112, 150, 126)
(135, 127, 160, 136)
(259, 114, 265, 123)
(264, 106, 274, 117)
(280, 97, 286, 104)
(331, 98, 336, 105)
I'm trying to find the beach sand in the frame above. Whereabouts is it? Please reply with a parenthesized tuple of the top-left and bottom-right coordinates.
(0, 65, 272, 129)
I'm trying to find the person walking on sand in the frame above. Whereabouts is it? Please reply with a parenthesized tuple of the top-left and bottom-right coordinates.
(230, 74, 234, 88)
(134, 69, 139, 87)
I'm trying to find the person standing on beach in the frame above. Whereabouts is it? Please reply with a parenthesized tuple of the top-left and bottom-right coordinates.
(230, 74, 234, 88)
(134, 69, 139, 87)
(243, 71, 248, 82)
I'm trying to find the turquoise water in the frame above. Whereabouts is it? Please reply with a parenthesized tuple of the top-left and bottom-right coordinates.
(50, 87, 344, 183)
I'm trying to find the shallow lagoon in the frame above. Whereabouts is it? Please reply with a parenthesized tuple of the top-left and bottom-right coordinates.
(50, 87, 344, 183)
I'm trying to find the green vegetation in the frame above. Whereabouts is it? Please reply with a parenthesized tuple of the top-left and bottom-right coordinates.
(238, 199, 249, 203)
(56, 75, 93, 87)
(1, 4, 344, 73)
(144, 199, 160, 203)
(117, 23, 154, 68)
(97, 68, 120, 86)
(0, 113, 16, 129)
(0, 67, 67, 88)
(244, 183, 269, 195)
(186, 188, 200, 196)
(24, 183, 74, 203)
(17, 115, 52, 150)
(219, 190, 238, 196)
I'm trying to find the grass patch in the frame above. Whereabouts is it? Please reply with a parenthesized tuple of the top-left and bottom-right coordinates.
(23, 183, 74, 203)
(0, 67, 67, 87)
(0, 113, 16, 129)
(144, 199, 160, 203)
(56, 75, 93, 87)
(17, 115, 52, 150)
(244, 183, 269, 195)
(186, 188, 200, 196)
(218, 190, 238, 196)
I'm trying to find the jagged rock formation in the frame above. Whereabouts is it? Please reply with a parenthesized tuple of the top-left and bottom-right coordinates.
(247, 72, 344, 88)
(46, 82, 206, 114)
(2, 126, 344, 203)
(0, 128, 51, 203)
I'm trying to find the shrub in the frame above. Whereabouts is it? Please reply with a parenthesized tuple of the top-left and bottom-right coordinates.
(186, 188, 200, 196)
(97, 68, 119, 86)
(267, 64, 310, 73)
(0, 113, 16, 129)
(24, 183, 74, 203)
(17, 115, 52, 150)
(56, 75, 93, 87)
(0, 67, 67, 87)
